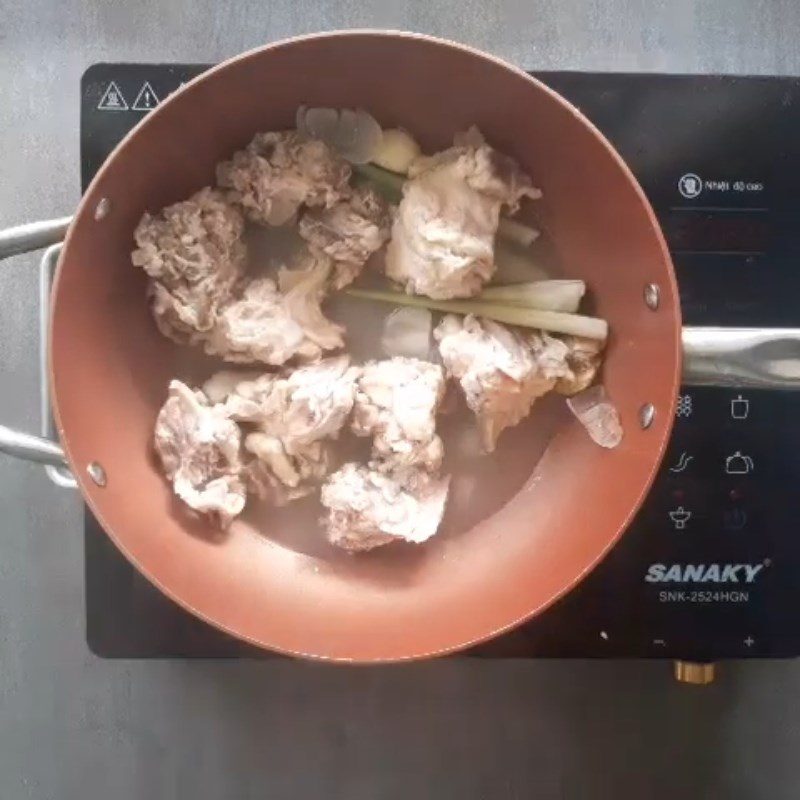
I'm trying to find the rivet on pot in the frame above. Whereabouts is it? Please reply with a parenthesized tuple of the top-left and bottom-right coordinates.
(87, 461, 107, 487)
(639, 403, 656, 429)
(600, 630, 609, 641)
(94, 197, 111, 221)
(644, 283, 660, 310)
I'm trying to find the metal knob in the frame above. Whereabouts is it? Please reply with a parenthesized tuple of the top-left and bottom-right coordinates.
(673, 661, 715, 684)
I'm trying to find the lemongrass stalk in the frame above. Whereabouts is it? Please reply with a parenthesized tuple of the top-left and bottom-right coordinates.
(479, 280, 585, 312)
(346, 288, 607, 341)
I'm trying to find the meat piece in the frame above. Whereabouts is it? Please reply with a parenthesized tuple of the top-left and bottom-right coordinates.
(216, 131, 351, 226)
(385, 127, 539, 299)
(242, 460, 304, 506)
(132, 188, 246, 343)
(132, 187, 245, 286)
(216, 356, 359, 447)
(206, 372, 278, 422)
(147, 281, 227, 346)
(202, 369, 263, 404)
(204, 278, 317, 365)
(298, 185, 392, 289)
(205, 252, 344, 365)
(434, 315, 570, 451)
(206, 356, 360, 503)
(246, 434, 329, 486)
(153, 380, 246, 527)
(321, 462, 450, 552)
(554, 336, 604, 395)
(243, 434, 330, 505)
(278, 252, 345, 353)
(351, 357, 445, 472)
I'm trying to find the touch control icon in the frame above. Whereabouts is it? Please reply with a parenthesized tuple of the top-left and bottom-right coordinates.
(669, 452, 694, 473)
(669, 506, 692, 530)
(678, 173, 703, 199)
(725, 451, 754, 475)
(676, 394, 693, 418)
(730, 395, 750, 420)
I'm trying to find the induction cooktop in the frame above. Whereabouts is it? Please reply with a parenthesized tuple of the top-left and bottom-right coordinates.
(76, 63, 800, 662)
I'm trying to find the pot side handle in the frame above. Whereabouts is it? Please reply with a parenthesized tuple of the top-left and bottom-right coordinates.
(0, 218, 73, 472)
(683, 327, 800, 389)
(0, 217, 72, 260)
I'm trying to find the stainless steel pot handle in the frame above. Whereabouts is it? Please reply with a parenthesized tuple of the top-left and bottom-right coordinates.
(682, 327, 800, 389)
(0, 426, 66, 466)
(0, 217, 72, 260)
(0, 218, 73, 473)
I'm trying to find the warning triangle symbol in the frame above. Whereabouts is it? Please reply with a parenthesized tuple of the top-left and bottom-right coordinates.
(132, 81, 160, 112)
(97, 81, 128, 111)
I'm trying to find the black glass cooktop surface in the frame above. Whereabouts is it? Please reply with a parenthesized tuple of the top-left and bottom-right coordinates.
(81, 63, 800, 659)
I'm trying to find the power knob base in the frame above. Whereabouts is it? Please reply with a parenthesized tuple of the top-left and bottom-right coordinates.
(674, 661, 716, 684)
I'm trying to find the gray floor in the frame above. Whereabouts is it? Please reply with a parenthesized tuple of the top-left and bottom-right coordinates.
(2, 1, 800, 797)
